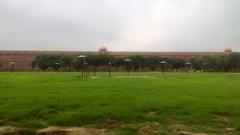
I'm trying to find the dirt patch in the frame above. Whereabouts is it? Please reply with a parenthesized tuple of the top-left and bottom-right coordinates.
(0, 126, 19, 133)
(224, 127, 236, 135)
(137, 123, 162, 135)
(0, 126, 105, 135)
(0, 126, 35, 135)
(169, 124, 188, 131)
(37, 127, 105, 135)
(145, 111, 156, 118)
(167, 123, 209, 135)
(137, 125, 155, 135)
(213, 115, 238, 134)
(214, 115, 231, 125)
(37, 127, 66, 135)
(104, 118, 122, 129)
(177, 131, 208, 135)
(167, 123, 189, 134)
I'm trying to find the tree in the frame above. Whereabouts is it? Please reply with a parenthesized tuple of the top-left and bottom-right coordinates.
(170, 58, 186, 70)
(190, 56, 203, 71)
(32, 53, 240, 72)
(31, 61, 36, 69)
(128, 55, 144, 71)
(48, 56, 61, 70)
(71, 57, 84, 70)
(33, 56, 50, 70)
(144, 57, 160, 71)
(228, 53, 240, 71)
(32, 55, 61, 71)
(60, 56, 73, 70)
(87, 54, 115, 74)
(115, 57, 125, 71)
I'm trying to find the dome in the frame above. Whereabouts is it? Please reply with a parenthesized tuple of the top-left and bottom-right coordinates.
(224, 48, 232, 53)
(98, 47, 108, 54)
(100, 46, 107, 50)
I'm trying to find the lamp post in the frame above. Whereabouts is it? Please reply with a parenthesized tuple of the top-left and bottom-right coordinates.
(186, 62, 191, 74)
(9, 62, 15, 72)
(124, 58, 132, 76)
(54, 62, 60, 71)
(84, 62, 88, 77)
(202, 62, 207, 72)
(78, 55, 86, 78)
(160, 61, 167, 76)
(108, 62, 112, 77)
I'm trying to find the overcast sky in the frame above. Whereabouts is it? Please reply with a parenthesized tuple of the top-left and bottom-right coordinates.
(0, 0, 239, 51)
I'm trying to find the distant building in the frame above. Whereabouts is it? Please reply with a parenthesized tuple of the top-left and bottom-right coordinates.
(0, 47, 233, 71)
(98, 47, 108, 54)
(224, 48, 232, 54)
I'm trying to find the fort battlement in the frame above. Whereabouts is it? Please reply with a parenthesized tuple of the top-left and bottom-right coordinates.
(0, 47, 232, 71)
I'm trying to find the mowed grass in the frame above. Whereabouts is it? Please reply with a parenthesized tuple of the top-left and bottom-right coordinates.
(0, 72, 240, 132)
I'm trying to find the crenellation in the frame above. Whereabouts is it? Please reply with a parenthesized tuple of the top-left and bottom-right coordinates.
(0, 47, 232, 71)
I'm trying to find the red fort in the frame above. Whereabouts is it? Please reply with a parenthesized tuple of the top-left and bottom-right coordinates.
(0, 47, 233, 71)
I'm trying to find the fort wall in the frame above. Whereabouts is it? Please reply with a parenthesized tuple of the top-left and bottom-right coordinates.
(0, 48, 229, 71)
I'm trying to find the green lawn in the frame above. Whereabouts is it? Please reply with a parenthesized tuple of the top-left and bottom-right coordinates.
(0, 72, 240, 134)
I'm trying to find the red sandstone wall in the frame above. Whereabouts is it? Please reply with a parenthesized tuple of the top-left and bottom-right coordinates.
(0, 50, 225, 71)
(0, 53, 34, 71)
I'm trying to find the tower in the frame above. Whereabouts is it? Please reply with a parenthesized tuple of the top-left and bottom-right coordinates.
(224, 48, 232, 54)
(98, 47, 108, 54)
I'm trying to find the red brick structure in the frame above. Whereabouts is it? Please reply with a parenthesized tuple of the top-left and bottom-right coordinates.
(0, 47, 231, 71)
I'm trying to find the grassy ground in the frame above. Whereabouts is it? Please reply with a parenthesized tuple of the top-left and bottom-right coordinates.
(0, 72, 240, 134)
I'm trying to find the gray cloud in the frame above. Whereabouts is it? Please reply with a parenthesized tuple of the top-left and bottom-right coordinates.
(0, 0, 239, 51)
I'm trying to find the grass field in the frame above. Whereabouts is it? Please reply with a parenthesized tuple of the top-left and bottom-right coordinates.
(0, 72, 240, 134)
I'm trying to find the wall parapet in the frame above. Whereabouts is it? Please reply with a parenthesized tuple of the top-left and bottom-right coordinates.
(0, 48, 232, 71)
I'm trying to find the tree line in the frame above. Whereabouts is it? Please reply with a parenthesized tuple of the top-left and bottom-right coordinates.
(31, 53, 240, 72)
(190, 53, 240, 72)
